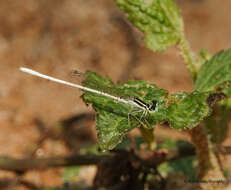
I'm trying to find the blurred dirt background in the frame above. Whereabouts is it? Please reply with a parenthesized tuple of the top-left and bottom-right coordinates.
(0, 0, 231, 189)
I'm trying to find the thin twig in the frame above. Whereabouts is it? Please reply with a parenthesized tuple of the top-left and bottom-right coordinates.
(0, 154, 109, 172)
(0, 144, 196, 173)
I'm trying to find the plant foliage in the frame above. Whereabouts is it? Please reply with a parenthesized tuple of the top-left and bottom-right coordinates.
(82, 72, 212, 150)
(81, 1, 231, 151)
(195, 49, 231, 92)
(114, 0, 184, 51)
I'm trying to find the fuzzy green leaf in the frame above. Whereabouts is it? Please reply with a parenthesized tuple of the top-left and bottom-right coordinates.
(81, 71, 212, 149)
(167, 91, 211, 129)
(114, 0, 184, 51)
(81, 71, 168, 150)
(195, 49, 231, 92)
(95, 109, 137, 150)
(82, 72, 168, 126)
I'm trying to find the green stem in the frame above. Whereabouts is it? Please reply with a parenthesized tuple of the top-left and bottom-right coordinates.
(179, 35, 198, 81)
(139, 127, 156, 151)
(179, 33, 225, 189)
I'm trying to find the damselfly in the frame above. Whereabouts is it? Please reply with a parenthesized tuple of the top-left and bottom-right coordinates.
(19, 67, 156, 126)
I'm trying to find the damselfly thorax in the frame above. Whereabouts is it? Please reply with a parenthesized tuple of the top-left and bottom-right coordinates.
(133, 98, 157, 111)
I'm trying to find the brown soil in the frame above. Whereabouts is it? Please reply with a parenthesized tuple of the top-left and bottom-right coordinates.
(0, 0, 231, 189)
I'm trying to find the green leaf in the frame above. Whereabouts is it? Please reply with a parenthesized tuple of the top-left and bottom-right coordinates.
(114, 0, 184, 51)
(81, 71, 213, 149)
(167, 91, 211, 129)
(82, 71, 168, 150)
(195, 49, 231, 92)
(95, 109, 137, 150)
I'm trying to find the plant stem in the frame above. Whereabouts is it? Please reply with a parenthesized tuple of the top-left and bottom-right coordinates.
(139, 127, 156, 150)
(0, 154, 108, 172)
(179, 33, 225, 189)
(205, 105, 230, 144)
(0, 146, 198, 173)
(189, 126, 225, 190)
(179, 35, 198, 81)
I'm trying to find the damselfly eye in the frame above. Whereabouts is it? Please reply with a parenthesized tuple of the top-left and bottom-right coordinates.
(150, 100, 157, 110)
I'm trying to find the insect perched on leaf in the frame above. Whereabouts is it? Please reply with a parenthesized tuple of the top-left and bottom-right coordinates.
(19, 67, 160, 126)
(19, 67, 213, 150)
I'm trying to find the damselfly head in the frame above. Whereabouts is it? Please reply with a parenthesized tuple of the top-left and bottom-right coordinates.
(133, 97, 157, 111)
(150, 100, 157, 111)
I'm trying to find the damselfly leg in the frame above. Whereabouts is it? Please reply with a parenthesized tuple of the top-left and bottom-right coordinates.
(128, 108, 147, 128)
(128, 98, 158, 128)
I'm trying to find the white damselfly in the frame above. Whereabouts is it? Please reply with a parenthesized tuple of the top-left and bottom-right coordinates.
(19, 67, 156, 126)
